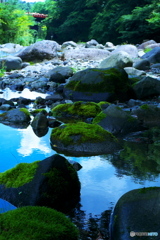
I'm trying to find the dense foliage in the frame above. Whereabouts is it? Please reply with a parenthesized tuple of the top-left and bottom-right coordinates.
(0, 0, 35, 45)
(42, 0, 160, 44)
(0, 0, 159, 45)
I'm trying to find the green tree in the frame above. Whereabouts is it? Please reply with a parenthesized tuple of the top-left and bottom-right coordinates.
(117, 0, 160, 43)
(0, 1, 35, 45)
(44, 0, 97, 43)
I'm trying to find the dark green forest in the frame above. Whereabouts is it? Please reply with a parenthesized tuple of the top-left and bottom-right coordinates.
(0, 0, 160, 45)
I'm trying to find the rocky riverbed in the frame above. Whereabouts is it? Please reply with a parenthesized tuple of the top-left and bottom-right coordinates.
(0, 39, 160, 239)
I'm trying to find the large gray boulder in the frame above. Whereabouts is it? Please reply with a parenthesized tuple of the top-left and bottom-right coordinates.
(0, 154, 80, 213)
(64, 67, 132, 102)
(112, 44, 138, 58)
(137, 40, 157, 49)
(99, 51, 133, 69)
(133, 76, 160, 99)
(141, 47, 160, 63)
(0, 56, 22, 71)
(48, 66, 73, 83)
(94, 104, 141, 136)
(63, 48, 110, 60)
(111, 187, 160, 240)
(16, 40, 61, 62)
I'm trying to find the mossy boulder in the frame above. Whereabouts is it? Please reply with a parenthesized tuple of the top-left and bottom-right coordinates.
(64, 67, 133, 102)
(0, 108, 31, 128)
(51, 101, 101, 123)
(0, 154, 80, 213)
(111, 187, 160, 240)
(31, 111, 49, 137)
(93, 104, 141, 136)
(133, 104, 160, 128)
(0, 206, 79, 240)
(50, 122, 121, 156)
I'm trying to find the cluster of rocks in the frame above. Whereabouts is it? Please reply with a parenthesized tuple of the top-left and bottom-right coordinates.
(1, 39, 160, 239)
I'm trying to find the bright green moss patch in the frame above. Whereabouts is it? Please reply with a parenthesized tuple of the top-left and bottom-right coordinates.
(0, 206, 79, 240)
(20, 108, 30, 117)
(140, 104, 150, 110)
(51, 122, 117, 145)
(92, 111, 107, 124)
(0, 161, 40, 188)
(51, 101, 101, 122)
(31, 109, 47, 115)
(97, 101, 110, 107)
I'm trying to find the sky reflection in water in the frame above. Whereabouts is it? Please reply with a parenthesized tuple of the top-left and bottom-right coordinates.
(0, 123, 160, 215)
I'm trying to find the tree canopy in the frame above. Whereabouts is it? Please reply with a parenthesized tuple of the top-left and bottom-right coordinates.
(43, 0, 160, 44)
(0, 0, 159, 45)
(0, 0, 35, 45)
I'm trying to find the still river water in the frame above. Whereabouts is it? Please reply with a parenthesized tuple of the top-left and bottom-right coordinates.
(0, 88, 160, 236)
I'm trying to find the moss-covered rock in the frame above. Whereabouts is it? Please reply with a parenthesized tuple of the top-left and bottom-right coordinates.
(51, 101, 101, 123)
(64, 67, 133, 102)
(133, 104, 160, 128)
(0, 206, 79, 240)
(111, 187, 160, 240)
(0, 161, 39, 188)
(93, 104, 141, 136)
(50, 122, 121, 156)
(0, 154, 80, 213)
(0, 108, 31, 128)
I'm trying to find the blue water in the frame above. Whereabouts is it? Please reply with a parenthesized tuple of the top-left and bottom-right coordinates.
(0, 88, 160, 216)
(1, 122, 160, 215)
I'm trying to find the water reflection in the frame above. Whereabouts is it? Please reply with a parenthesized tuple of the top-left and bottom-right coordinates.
(1, 121, 160, 225)
(0, 199, 16, 213)
(0, 88, 48, 100)
(17, 126, 52, 156)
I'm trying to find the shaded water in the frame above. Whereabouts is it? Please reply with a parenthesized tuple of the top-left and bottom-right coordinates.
(0, 89, 160, 238)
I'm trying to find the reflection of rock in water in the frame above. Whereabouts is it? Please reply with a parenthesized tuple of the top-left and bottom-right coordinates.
(68, 202, 112, 240)
(107, 131, 160, 182)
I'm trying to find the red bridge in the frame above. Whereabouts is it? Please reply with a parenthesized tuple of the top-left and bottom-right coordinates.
(26, 12, 48, 19)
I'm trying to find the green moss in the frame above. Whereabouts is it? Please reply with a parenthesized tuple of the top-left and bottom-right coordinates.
(0, 161, 40, 188)
(0, 206, 79, 240)
(138, 187, 158, 194)
(51, 101, 101, 122)
(92, 111, 106, 124)
(127, 115, 136, 122)
(144, 48, 152, 53)
(51, 122, 117, 145)
(140, 104, 150, 110)
(20, 108, 30, 117)
(65, 68, 129, 94)
(97, 101, 111, 107)
(31, 109, 47, 115)
(42, 160, 80, 208)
